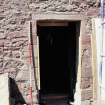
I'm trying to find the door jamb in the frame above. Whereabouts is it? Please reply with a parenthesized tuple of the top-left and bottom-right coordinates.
(31, 13, 85, 105)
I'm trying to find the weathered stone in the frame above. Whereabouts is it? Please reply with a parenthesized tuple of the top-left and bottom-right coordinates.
(81, 100, 91, 105)
(81, 35, 93, 101)
(86, 0, 96, 6)
(0, 33, 5, 39)
(29, 3, 37, 9)
(72, 0, 80, 6)
(61, 0, 68, 4)
(0, 16, 5, 20)
(81, 77, 93, 89)
(81, 89, 93, 100)
(0, 47, 3, 57)
(80, 3, 87, 9)
(3, 59, 24, 69)
(66, 5, 74, 11)
(0, 73, 9, 105)
(0, 0, 99, 104)
(48, 6, 56, 11)
(12, 60, 24, 68)
(0, 59, 3, 68)
(12, 39, 28, 47)
(16, 69, 30, 81)
(12, 51, 20, 58)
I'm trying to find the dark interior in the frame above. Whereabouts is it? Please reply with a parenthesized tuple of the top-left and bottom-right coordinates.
(37, 22, 79, 102)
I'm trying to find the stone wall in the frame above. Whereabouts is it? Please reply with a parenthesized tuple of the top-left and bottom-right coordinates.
(0, 0, 99, 104)
(81, 35, 93, 101)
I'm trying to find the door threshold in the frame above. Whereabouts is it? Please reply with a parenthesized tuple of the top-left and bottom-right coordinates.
(41, 94, 68, 101)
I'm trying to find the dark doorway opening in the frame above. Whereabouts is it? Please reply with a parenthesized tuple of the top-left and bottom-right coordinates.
(37, 21, 80, 104)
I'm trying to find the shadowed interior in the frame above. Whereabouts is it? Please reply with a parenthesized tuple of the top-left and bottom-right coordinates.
(37, 21, 80, 104)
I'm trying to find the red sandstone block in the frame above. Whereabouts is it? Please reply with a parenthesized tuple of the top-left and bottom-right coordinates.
(81, 77, 93, 89)
(81, 89, 93, 101)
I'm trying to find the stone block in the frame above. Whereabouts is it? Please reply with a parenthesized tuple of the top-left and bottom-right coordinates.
(81, 100, 91, 105)
(81, 89, 93, 100)
(16, 69, 30, 81)
(21, 51, 29, 60)
(81, 35, 93, 101)
(0, 47, 3, 57)
(0, 73, 9, 105)
(81, 77, 93, 89)
(12, 51, 20, 58)
(12, 39, 28, 47)
(3, 50, 12, 58)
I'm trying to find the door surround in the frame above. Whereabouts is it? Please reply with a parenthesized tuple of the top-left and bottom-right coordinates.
(30, 13, 86, 105)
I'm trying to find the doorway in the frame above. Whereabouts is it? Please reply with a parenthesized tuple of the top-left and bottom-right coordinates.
(37, 21, 80, 104)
